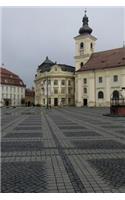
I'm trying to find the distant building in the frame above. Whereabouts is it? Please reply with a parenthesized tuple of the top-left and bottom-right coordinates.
(34, 57, 75, 107)
(75, 10, 125, 107)
(25, 88, 35, 106)
(0, 67, 26, 107)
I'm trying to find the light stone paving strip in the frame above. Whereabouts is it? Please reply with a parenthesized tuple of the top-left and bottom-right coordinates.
(1, 107, 125, 193)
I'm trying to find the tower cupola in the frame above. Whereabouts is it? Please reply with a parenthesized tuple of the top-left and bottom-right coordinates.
(79, 10, 93, 35)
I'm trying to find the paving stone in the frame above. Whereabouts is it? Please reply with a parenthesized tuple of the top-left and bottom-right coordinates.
(58, 126, 86, 130)
(72, 140, 125, 150)
(2, 107, 125, 193)
(63, 131, 100, 137)
(5, 132, 43, 138)
(1, 141, 44, 152)
(89, 158, 125, 189)
(1, 161, 48, 193)
(15, 127, 41, 130)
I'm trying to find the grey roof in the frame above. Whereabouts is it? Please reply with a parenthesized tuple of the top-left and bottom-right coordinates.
(38, 56, 55, 71)
(58, 64, 75, 72)
(37, 56, 75, 73)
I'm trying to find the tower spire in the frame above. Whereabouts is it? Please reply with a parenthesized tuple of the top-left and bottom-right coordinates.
(79, 9, 92, 35)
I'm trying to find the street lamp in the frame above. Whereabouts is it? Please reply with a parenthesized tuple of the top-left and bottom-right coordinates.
(45, 71, 49, 109)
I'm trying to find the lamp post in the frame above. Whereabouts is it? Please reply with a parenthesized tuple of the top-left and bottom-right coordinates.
(45, 71, 49, 109)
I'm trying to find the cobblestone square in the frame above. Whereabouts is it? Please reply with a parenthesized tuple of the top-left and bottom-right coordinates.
(1, 107, 125, 193)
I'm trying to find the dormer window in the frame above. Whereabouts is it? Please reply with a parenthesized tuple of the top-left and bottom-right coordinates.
(80, 42, 84, 49)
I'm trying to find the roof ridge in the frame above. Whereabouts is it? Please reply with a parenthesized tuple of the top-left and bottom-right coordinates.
(0, 67, 19, 77)
(93, 47, 124, 55)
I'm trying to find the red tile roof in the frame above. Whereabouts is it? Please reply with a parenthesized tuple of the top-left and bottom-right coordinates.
(77, 47, 125, 72)
(0, 67, 26, 87)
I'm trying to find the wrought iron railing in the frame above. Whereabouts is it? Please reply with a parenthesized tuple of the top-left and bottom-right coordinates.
(111, 98, 125, 107)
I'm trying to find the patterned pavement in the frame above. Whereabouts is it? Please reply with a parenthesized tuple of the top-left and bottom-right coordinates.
(1, 107, 125, 193)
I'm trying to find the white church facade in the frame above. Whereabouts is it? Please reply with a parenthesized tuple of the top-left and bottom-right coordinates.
(74, 10, 125, 107)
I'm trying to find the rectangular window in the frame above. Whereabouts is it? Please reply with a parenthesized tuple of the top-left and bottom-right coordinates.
(99, 77, 103, 83)
(113, 75, 118, 82)
(43, 99, 45, 104)
(54, 80, 58, 85)
(84, 88, 87, 94)
(68, 88, 72, 94)
(68, 98, 71, 104)
(61, 98, 65, 104)
(42, 88, 44, 95)
(68, 80, 71, 86)
(48, 80, 51, 85)
(61, 88, 65, 94)
(83, 78, 87, 84)
(61, 80, 65, 85)
(48, 98, 51, 104)
(54, 88, 58, 94)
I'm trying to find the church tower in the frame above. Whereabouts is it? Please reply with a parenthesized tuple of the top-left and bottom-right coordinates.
(74, 10, 97, 71)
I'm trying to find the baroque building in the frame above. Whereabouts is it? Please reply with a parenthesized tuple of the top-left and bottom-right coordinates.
(0, 67, 26, 107)
(34, 57, 75, 107)
(75, 10, 125, 107)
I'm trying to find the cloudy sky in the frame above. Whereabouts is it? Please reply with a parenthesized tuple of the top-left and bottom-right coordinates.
(1, 7, 125, 87)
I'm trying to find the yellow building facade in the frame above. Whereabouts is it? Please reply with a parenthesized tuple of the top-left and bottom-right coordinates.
(34, 57, 75, 107)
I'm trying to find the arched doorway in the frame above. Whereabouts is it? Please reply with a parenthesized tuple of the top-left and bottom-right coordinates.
(112, 90, 119, 99)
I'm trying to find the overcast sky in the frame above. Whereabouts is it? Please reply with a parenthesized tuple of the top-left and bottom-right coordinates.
(1, 7, 125, 87)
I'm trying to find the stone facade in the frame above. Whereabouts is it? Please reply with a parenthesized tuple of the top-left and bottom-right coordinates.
(75, 67, 125, 107)
(34, 58, 75, 107)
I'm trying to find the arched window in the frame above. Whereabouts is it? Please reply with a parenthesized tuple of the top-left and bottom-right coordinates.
(98, 91, 104, 99)
(80, 62, 83, 68)
(80, 42, 84, 49)
(112, 90, 119, 99)
(90, 42, 93, 49)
